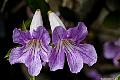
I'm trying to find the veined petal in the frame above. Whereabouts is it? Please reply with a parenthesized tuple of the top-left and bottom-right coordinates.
(13, 28, 31, 45)
(49, 41, 65, 71)
(64, 43, 83, 73)
(77, 44, 97, 66)
(9, 45, 42, 76)
(28, 53, 42, 76)
(9, 46, 30, 65)
(30, 9, 43, 34)
(52, 26, 67, 45)
(67, 22, 88, 44)
(103, 41, 119, 59)
(48, 11, 66, 32)
(32, 27, 50, 45)
(39, 42, 51, 62)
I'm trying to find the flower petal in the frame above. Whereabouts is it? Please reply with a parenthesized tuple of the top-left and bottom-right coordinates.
(28, 53, 42, 76)
(39, 43, 51, 62)
(30, 9, 43, 34)
(9, 46, 30, 64)
(67, 22, 88, 44)
(103, 41, 119, 59)
(13, 28, 31, 45)
(113, 53, 120, 66)
(32, 27, 50, 45)
(114, 38, 120, 47)
(48, 11, 66, 32)
(52, 26, 67, 45)
(49, 41, 65, 71)
(65, 45, 83, 73)
(77, 44, 97, 66)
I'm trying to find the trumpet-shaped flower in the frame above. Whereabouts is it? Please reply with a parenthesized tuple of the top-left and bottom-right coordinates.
(48, 11, 97, 73)
(9, 9, 51, 76)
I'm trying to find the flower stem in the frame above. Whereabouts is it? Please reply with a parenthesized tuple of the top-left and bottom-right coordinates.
(30, 76, 35, 80)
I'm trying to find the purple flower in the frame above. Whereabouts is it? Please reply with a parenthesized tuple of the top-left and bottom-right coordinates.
(87, 70, 101, 80)
(104, 39, 120, 66)
(48, 11, 97, 73)
(9, 9, 51, 76)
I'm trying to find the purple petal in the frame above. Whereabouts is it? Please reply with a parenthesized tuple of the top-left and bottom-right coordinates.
(32, 27, 50, 45)
(77, 44, 97, 66)
(113, 53, 120, 66)
(9, 46, 30, 65)
(103, 41, 119, 59)
(65, 45, 83, 73)
(28, 53, 42, 76)
(39, 43, 51, 62)
(13, 28, 31, 45)
(67, 22, 88, 44)
(114, 38, 120, 47)
(49, 41, 65, 71)
(52, 26, 67, 45)
(87, 70, 101, 80)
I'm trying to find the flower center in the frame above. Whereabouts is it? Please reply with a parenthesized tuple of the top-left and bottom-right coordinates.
(62, 39, 74, 46)
(27, 39, 40, 47)
(62, 39, 75, 53)
(23, 39, 47, 54)
(23, 39, 40, 54)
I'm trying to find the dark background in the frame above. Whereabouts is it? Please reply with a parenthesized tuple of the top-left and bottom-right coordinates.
(0, 0, 120, 80)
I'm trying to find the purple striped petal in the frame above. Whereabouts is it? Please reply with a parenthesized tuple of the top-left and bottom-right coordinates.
(13, 28, 31, 45)
(21, 40, 44, 76)
(49, 41, 65, 71)
(22, 40, 49, 67)
(9, 46, 30, 65)
(65, 45, 83, 73)
(67, 22, 88, 44)
(28, 53, 42, 76)
(32, 27, 50, 45)
(52, 26, 67, 45)
(103, 41, 119, 59)
(39, 43, 51, 62)
(77, 44, 97, 66)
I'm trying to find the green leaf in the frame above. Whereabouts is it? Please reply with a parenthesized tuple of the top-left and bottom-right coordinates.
(115, 74, 120, 80)
(21, 19, 31, 31)
(4, 49, 12, 60)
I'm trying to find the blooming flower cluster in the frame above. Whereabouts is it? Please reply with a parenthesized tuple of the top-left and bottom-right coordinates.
(104, 38, 120, 66)
(9, 9, 97, 76)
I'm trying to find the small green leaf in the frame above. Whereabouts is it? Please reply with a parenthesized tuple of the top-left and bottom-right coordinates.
(115, 74, 120, 80)
(21, 19, 31, 31)
(4, 49, 12, 60)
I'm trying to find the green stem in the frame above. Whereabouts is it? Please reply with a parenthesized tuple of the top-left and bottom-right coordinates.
(30, 76, 35, 80)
